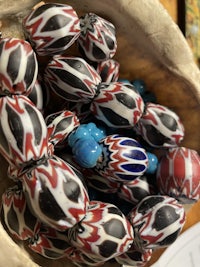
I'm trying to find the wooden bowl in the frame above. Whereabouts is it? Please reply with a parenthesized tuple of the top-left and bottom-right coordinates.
(0, 1, 200, 266)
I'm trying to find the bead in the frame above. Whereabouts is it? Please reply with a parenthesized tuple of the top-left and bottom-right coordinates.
(115, 243, 152, 266)
(29, 225, 73, 259)
(96, 59, 120, 83)
(0, 38, 38, 96)
(128, 195, 185, 250)
(68, 122, 106, 168)
(118, 176, 152, 205)
(44, 56, 101, 103)
(136, 102, 185, 147)
(85, 122, 106, 142)
(66, 101, 94, 123)
(132, 79, 147, 95)
(146, 152, 158, 174)
(28, 79, 48, 112)
(78, 13, 117, 62)
(1, 184, 41, 240)
(68, 125, 92, 147)
(0, 4, 190, 267)
(22, 155, 89, 231)
(72, 138, 102, 168)
(86, 169, 121, 193)
(0, 95, 49, 169)
(156, 147, 200, 202)
(90, 82, 145, 128)
(23, 3, 81, 56)
(67, 200, 134, 261)
(46, 110, 80, 147)
(95, 134, 148, 182)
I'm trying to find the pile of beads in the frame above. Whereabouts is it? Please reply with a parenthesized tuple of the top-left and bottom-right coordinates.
(1, 2, 199, 267)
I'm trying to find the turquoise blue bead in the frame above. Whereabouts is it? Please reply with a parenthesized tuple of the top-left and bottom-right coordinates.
(68, 123, 106, 147)
(146, 152, 158, 174)
(68, 126, 91, 147)
(132, 79, 146, 95)
(85, 122, 106, 142)
(72, 139, 102, 168)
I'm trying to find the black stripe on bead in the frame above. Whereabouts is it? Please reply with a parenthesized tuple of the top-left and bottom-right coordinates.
(24, 103, 43, 146)
(41, 14, 71, 32)
(39, 186, 67, 221)
(51, 68, 91, 93)
(62, 179, 80, 203)
(98, 239, 118, 258)
(24, 204, 38, 232)
(115, 93, 137, 109)
(63, 58, 93, 79)
(92, 43, 106, 60)
(6, 103, 24, 153)
(24, 53, 36, 90)
(7, 204, 20, 235)
(99, 106, 130, 126)
(0, 120, 10, 154)
(138, 196, 165, 214)
(47, 35, 74, 49)
(7, 45, 21, 83)
(49, 82, 81, 101)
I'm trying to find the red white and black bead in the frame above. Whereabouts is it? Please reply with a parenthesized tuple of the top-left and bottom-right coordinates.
(23, 3, 80, 56)
(115, 243, 152, 266)
(78, 13, 117, 62)
(29, 224, 73, 259)
(135, 102, 185, 148)
(1, 184, 41, 240)
(85, 168, 121, 194)
(90, 82, 144, 128)
(156, 146, 200, 202)
(22, 155, 89, 231)
(0, 38, 38, 96)
(96, 59, 120, 83)
(118, 176, 153, 205)
(45, 110, 80, 147)
(0, 95, 49, 170)
(67, 200, 134, 261)
(44, 56, 101, 103)
(128, 195, 185, 250)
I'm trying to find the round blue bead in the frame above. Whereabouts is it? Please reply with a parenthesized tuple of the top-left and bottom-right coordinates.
(146, 152, 158, 174)
(72, 139, 102, 168)
(132, 79, 146, 95)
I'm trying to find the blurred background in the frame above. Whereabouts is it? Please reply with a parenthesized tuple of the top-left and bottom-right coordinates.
(160, 0, 200, 67)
